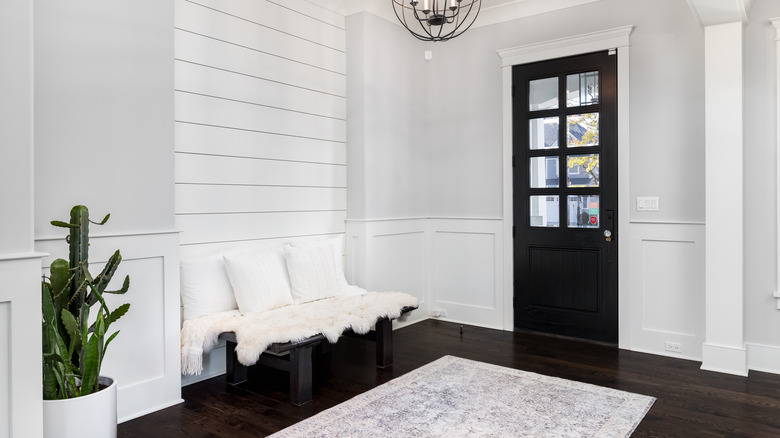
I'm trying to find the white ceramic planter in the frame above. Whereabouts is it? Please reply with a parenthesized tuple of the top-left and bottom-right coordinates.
(42, 376, 117, 438)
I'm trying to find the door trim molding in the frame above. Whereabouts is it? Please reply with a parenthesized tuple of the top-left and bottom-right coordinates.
(772, 17, 780, 310)
(497, 26, 633, 345)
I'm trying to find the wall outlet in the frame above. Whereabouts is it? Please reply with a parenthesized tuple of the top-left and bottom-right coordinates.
(637, 196, 659, 211)
(664, 341, 682, 353)
(429, 309, 447, 317)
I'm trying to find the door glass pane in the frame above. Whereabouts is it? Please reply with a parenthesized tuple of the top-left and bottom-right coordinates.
(529, 77, 558, 111)
(567, 113, 599, 147)
(567, 154, 599, 187)
(529, 156, 559, 188)
(566, 71, 599, 107)
(530, 195, 559, 227)
(529, 117, 559, 150)
(568, 195, 599, 228)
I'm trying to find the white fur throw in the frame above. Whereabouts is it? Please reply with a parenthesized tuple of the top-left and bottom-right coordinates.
(181, 291, 418, 376)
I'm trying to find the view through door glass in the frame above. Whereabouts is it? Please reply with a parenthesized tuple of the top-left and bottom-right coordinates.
(513, 51, 618, 344)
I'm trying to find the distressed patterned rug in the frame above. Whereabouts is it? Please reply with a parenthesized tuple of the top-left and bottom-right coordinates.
(270, 355, 655, 438)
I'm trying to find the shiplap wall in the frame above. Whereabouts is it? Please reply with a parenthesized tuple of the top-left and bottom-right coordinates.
(175, 0, 347, 255)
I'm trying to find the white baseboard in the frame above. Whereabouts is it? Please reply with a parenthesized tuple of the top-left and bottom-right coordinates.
(701, 343, 748, 376)
(747, 343, 780, 374)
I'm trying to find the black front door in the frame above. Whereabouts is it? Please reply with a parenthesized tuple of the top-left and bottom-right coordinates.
(513, 51, 618, 344)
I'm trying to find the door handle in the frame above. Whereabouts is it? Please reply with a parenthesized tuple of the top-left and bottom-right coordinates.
(602, 210, 614, 243)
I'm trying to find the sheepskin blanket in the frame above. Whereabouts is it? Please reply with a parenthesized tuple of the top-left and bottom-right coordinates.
(181, 291, 418, 376)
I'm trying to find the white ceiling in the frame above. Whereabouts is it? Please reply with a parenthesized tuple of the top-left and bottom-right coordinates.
(309, 0, 754, 29)
(686, 0, 752, 26)
(328, 0, 602, 29)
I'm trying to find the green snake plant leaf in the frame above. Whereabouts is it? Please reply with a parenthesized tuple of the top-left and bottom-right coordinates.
(42, 283, 71, 400)
(80, 333, 101, 396)
(104, 331, 120, 353)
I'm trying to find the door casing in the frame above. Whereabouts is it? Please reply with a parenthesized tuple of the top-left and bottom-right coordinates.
(497, 26, 633, 348)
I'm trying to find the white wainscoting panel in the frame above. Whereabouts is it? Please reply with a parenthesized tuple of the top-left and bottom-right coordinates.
(0, 257, 45, 438)
(36, 231, 182, 422)
(628, 222, 705, 360)
(429, 219, 505, 329)
(372, 232, 426, 300)
(347, 218, 505, 329)
(346, 219, 428, 324)
(433, 232, 496, 310)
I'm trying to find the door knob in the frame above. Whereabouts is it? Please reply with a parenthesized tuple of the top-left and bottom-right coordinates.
(604, 229, 612, 242)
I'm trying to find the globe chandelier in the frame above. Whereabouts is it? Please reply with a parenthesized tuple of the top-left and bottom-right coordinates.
(391, 0, 482, 42)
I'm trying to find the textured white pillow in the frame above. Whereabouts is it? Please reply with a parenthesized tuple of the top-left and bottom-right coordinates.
(180, 254, 238, 320)
(284, 244, 343, 304)
(290, 236, 350, 290)
(223, 246, 294, 314)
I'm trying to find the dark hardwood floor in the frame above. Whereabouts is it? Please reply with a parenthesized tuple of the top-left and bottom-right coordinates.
(119, 320, 780, 437)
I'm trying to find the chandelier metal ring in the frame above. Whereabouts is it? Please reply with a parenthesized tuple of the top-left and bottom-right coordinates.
(391, 0, 482, 42)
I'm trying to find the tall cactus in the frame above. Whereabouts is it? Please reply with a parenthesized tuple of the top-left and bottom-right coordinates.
(42, 205, 130, 399)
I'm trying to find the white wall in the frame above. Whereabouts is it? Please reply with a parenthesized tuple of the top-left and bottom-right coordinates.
(33, 0, 182, 422)
(346, 12, 429, 220)
(0, 0, 44, 435)
(426, 0, 705, 222)
(175, 0, 348, 383)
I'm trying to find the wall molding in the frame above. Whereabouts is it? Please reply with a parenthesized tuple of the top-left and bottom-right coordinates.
(497, 25, 633, 67)
(773, 18, 780, 310)
(747, 342, 780, 374)
(702, 343, 748, 376)
(0, 251, 47, 262)
(702, 21, 745, 376)
(35, 229, 180, 242)
(346, 216, 503, 223)
(628, 220, 705, 226)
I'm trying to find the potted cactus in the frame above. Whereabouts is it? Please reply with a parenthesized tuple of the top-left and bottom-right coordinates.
(41, 205, 130, 438)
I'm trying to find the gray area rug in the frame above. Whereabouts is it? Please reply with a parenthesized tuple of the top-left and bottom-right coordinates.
(270, 355, 655, 438)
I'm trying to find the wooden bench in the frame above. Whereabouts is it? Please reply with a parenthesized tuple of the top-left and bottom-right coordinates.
(218, 307, 415, 406)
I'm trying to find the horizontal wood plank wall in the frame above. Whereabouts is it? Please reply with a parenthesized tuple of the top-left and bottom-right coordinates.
(175, 0, 346, 254)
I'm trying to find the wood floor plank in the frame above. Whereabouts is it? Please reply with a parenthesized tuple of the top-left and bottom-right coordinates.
(119, 320, 780, 437)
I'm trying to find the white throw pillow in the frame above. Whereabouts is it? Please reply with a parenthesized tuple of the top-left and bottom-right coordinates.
(284, 243, 343, 304)
(223, 246, 294, 314)
(180, 254, 238, 320)
(290, 236, 350, 290)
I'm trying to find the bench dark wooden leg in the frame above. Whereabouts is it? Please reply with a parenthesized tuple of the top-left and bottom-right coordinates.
(225, 340, 248, 385)
(375, 317, 393, 368)
(289, 345, 314, 406)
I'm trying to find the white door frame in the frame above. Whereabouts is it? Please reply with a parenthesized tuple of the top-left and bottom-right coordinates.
(497, 26, 633, 348)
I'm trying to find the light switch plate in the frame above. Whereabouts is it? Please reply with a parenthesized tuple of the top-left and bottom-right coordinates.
(637, 196, 659, 211)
